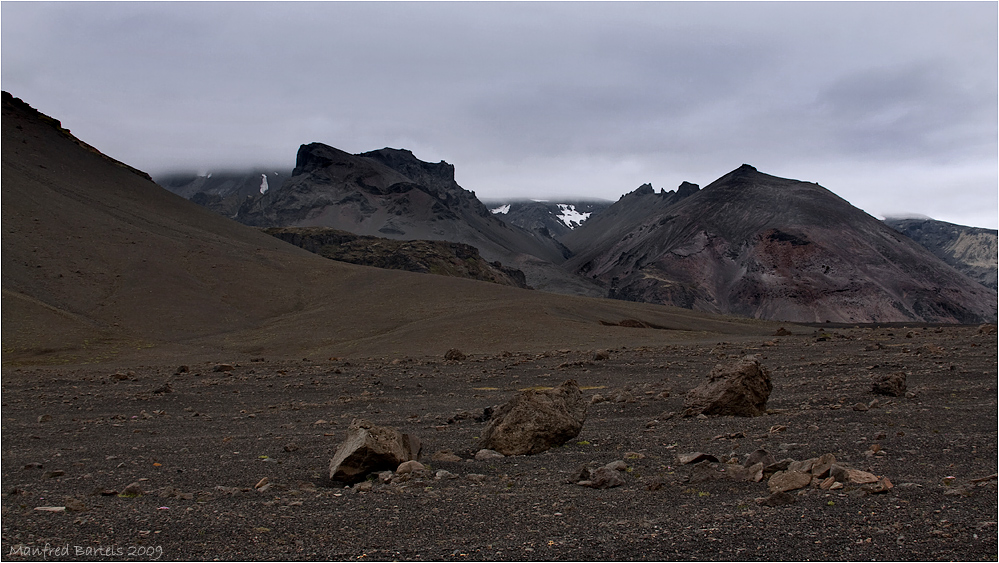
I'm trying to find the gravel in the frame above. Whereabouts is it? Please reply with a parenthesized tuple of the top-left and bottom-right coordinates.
(2, 326, 996, 561)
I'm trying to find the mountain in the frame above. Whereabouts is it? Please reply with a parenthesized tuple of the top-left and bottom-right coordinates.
(562, 165, 997, 324)
(262, 227, 530, 288)
(157, 169, 293, 218)
(161, 143, 600, 296)
(884, 217, 998, 291)
(2, 92, 772, 364)
(484, 199, 613, 240)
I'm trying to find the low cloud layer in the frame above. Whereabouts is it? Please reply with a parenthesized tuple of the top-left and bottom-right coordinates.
(2, 2, 996, 228)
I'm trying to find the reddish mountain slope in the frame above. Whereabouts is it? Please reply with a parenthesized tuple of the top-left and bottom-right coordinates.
(563, 165, 997, 323)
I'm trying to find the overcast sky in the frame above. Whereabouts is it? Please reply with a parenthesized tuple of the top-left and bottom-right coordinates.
(3, 2, 997, 228)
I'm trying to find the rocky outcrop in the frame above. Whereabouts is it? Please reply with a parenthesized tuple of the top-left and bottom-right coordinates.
(329, 419, 422, 483)
(479, 380, 587, 455)
(683, 356, 772, 417)
(563, 165, 998, 324)
(263, 226, 530, 288)
(884, 217, 998, 291)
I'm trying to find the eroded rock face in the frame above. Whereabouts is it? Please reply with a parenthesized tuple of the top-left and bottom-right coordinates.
(683, 356, 773, 417)
(479, 380, 587, 456)
(329, 419, 421, 483)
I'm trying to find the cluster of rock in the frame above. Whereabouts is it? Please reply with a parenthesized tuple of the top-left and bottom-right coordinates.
(328, 380, 587, 484)
(680, 448, 892, 502)
(325, 355, 900, 499)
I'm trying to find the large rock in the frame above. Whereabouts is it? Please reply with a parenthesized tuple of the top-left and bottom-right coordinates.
(479, 379, 587, 455)
(329, 419, 421, 483)
(871, 372, 906, 396)
(683, 356, 773, 417)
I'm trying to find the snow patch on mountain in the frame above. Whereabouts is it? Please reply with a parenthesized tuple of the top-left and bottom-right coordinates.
(260, 174, 269, 194)
(490, 204, 511, 215)
(556, 204, 591, 228)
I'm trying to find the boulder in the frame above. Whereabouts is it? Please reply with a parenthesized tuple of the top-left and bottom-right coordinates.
(329, 419, 421, 483)
(683, 356, 773, 417)
(871, 372, 906, 397)
(479, 379, 587, 456)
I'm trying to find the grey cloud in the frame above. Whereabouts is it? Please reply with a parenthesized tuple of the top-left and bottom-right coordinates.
(2, 1, 995, 228)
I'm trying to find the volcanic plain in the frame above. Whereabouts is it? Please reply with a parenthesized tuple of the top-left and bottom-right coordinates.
(2, 325, 996, 561)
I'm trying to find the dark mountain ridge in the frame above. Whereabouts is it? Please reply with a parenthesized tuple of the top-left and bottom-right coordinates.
(563, 165, 997, 324)
(196, 143, 598, 295)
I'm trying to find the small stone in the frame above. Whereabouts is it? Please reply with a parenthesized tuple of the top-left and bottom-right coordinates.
(590, 394, 606, 404)
(623, 452, 645, 460)
(811, 453, 837, 478)
(283, 443, 299, 452)
(34, 506, 66, 512)
(377, 471, 394, 483)
(43, 470, 65, 479)
(853, 402, 869, 412)
(846, 469, 879, 484)
(444, 349, 466, 362)
(466, 474, 488, 484)
(120, 482, 144, 497)
(431, 450, 463, 463)
(768, 470, 812, 493)
(175, 365, 189, 374)
(254, 477, 269, 489)
(678, 452, 719, 465)
(435, 470, 458, 480)
(37, 415, 52, 423)
(603, 460, 628, 472)
(789, 458, 816, 474)
(396, 460, 426, 474)
(213, 364, 235, 372)
(580, 467, 625, 489)
(864, 477, 894, 494)
(744, 449, 776, 469)
(353, 481, 373, 491)
(64, 498, 86, 512)
(475, 449, 505, 461)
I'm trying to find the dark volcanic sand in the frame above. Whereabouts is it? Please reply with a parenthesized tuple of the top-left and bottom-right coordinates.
(2, 326, 996, 561)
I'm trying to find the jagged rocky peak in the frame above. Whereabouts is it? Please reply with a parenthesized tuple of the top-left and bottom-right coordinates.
(293, 143, 356, 176)
(676, 181, 700, 198)
(634, 183, 656, 196)
(360, 148, 456, 183)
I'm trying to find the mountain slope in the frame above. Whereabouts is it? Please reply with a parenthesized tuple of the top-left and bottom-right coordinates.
(157, 169, 294, 218)
(563, 165, 996, 323)
(884, 217, 998, 291)
(1, 92, 774, 364)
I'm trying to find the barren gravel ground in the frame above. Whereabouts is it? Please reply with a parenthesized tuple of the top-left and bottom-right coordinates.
(2, 326, 996, 561)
